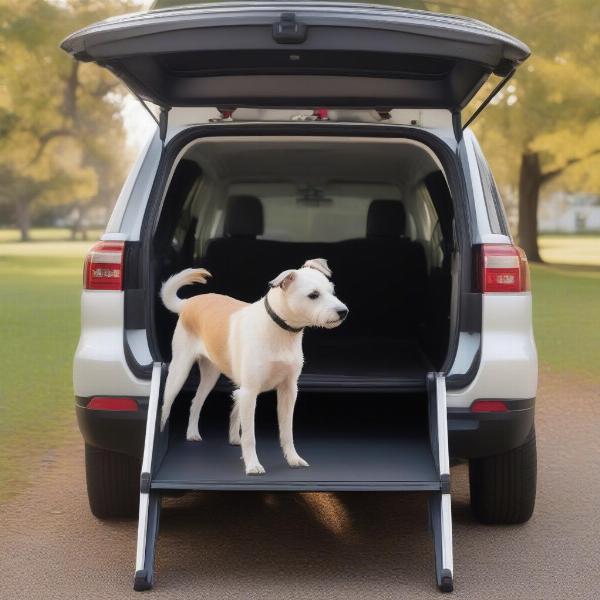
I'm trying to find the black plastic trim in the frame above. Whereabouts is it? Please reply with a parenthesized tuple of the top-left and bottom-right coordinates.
(76, 396, 148, 458)
(140, 472, 151, 494)
(133, 570, 151, 592)
(440, 473, 451, 494)
(440, 569, 454, 593)
(448, 398, 535, 459)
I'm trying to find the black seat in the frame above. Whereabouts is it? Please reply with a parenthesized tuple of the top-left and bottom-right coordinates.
(205, 195, 341, 300)
(333, 199, 428, 338)
(203, 195, 271, 300)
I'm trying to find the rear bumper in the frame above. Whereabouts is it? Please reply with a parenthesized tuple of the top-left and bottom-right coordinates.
(448, 398, 534, 459)
(76, 395, 534, 462)
(76, 396, 148, 459)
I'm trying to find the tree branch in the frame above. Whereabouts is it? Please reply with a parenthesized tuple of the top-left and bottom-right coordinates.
(541, 148, 600, 184)
(62, 61, 80, 123)
(27, 128, 74, 167)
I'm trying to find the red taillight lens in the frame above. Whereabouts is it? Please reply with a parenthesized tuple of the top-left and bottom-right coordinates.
(471, 400, 509, 413)
(87, 397, 138, 411)
(476, 244, 530, 293)
(84, 241, 124, 291)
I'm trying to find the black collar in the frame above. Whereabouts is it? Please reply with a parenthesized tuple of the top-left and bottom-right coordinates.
(263, 296, 304, 333)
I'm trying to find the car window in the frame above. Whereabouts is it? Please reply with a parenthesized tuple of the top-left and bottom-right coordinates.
(225, 182, 403, 242)
(472, 140, 510, 235)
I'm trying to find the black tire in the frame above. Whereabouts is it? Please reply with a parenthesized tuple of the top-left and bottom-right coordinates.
(469, 427, 537, 524)
(85, 444, 140, 519)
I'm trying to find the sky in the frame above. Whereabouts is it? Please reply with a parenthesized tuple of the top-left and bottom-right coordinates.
(121, 94, 158, 152)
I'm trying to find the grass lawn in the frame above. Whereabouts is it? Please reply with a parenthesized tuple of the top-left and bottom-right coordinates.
(0, 241, 91, 502)
(531, 264, 600, 380)
(0, 229, 598, 502)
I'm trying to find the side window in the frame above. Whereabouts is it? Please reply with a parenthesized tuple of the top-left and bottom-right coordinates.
(472, 141, 510, 235)
(414, 183, 444, 272)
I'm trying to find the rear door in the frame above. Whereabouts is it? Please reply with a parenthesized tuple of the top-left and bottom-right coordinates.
(61, 2, 529, 112)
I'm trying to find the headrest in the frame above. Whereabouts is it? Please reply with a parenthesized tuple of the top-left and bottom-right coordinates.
(366, 199, 406, 238)
(224, 195, 264, 238)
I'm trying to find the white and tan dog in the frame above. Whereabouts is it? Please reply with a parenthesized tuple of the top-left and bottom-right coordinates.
(159, 258, 348, 475)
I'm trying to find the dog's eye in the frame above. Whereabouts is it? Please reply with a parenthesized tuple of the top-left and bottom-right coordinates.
(308, 291, 320, 300)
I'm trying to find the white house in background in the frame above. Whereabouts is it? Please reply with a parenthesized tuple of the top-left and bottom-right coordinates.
(539, 191, 600, 233)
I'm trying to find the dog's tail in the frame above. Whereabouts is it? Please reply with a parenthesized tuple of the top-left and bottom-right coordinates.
(160, 268, 211, 314)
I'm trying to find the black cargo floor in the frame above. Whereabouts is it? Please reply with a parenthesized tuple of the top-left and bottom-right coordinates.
(152, 392, 439, 492)
(301, 335, 432, 390)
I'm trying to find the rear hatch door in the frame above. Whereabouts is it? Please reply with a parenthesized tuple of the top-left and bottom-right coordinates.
(61, 2, 529, 111)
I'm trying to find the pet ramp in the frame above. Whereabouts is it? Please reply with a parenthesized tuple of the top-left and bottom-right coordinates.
(133, 363, 454, 592)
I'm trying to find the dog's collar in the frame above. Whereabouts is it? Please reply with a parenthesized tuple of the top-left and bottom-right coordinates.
(263, 296, 304, 333)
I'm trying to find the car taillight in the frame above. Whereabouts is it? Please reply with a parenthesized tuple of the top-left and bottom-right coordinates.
(475, 244, 530, 293)
(84, 241, 124, 290)
(471, 400, 509, 413)
(87, 397, 138, 411)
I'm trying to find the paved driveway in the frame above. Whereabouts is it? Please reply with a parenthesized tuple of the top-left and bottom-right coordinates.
(0, 368, 598, 599)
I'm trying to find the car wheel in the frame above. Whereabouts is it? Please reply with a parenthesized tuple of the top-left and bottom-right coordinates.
(469, 427, 537, 524)
(85, 444, 140, 519)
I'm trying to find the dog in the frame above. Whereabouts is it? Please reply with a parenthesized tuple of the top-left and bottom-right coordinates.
(159, 258, 348, 475)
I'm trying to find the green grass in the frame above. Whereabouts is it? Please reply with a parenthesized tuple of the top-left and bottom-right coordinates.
(530, 263, 600, 380)
(0, 229, 598, 502)
(0, 249, 85, 501)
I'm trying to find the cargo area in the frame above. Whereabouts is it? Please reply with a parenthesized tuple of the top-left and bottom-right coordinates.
(155, 389, 437, 491)
(149, 136, 456, 392)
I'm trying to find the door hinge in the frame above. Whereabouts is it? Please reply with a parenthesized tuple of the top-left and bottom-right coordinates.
(159, 107, 170, 142)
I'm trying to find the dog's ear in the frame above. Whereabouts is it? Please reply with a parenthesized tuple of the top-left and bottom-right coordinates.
(269, 269, 296, 291)
(303, 258, 331, 278)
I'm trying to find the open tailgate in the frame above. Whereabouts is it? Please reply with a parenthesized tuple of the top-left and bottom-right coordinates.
(61, 1, 530, 111)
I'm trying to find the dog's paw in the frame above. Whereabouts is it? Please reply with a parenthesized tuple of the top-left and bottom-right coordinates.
(229, 436, 241, 446)
(186, 430, 202, 442)
(286, 454, 310, 468)
(245, 462, 266, 475)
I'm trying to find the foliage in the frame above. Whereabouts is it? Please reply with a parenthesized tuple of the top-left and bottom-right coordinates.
(461, 0, 600, 194)
(0, 1, 136, 239)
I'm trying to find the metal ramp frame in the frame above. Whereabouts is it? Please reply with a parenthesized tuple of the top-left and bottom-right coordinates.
(133, 363, 454, 592)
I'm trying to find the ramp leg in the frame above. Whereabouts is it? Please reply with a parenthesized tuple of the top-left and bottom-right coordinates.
(134, 491, 161, 591)
(133, 364, 165, 591)
(429, 492, 454, 593)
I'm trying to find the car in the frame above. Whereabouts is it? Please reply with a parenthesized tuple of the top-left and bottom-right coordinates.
(63, 1, 537, 526)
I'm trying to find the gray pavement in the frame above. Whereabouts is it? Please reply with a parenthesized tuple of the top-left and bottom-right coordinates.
(0, 367, 598, 599)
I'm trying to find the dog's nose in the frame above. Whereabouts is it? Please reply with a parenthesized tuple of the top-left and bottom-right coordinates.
(337, 308, 349, 320)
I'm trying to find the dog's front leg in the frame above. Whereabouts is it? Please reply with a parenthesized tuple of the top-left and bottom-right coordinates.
(277, 380, 309, 468)
(235, 387, 265, 475)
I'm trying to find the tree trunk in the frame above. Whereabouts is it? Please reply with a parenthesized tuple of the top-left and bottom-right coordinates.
(15, 198, 31, 242)
(70, 203, 89, 240)
(517, 152, 543, 262)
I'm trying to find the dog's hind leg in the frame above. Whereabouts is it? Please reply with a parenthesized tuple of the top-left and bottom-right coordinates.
(277, 379, 309, 468)
(160, 323, 196, 432)
(186, 358, 220, 442)
(229, 397, 241, 446)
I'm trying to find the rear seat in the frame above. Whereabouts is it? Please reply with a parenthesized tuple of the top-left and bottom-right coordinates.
(204, 194, 333, 300)
(333, 199, 428, 338)
(203, 195, 272, 300)
(203, 195, 427, 339)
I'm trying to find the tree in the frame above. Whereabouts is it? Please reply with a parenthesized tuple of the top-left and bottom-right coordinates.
(0, 0, 134, 240)
(439, 0, 600, 260)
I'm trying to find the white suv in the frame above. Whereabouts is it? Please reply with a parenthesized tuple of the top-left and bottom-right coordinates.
(64, 2, 537, 526)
